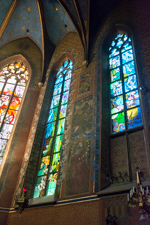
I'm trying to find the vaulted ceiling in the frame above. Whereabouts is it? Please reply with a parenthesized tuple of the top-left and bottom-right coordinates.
(0, 0, 122, 79)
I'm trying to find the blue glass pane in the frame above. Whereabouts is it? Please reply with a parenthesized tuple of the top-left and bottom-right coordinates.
(116, 38, 123, 48)
(111, 95, 124, 114)
(68, 61, 73, 69)
(110, 81, 123, 97)
(57, 66, 63, 74)
(115, 34, 123, 40)
(109, 55, 120, 69)
(109, 48, 119, 58)
(53, 83, 62, 95)
(47, 108, 58, 123)
(126, 90, 140, 109)
(63, 79, 71, 92)
(123, 61, 135, 77)
(111, 112, 125, 133)
(65, 71, 72, 80)
(45, 122, 56, 139)
(121, 42, 132, 52)
(110, 67, 120, 82)
(51, 95, 60, 108)
(124, 75, 138, 93)
(62, 69, 67, 75)
(122, 49, 133, 64)
(127, 106, 142, 129)
(55, 74, 63, 84)
(64, 60, 68, 67)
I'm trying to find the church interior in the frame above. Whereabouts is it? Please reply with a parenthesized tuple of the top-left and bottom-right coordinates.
(0, 0, 150, 224)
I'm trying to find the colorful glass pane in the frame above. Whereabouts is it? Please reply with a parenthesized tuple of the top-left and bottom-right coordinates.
(54, 135, 63, 153)
(122, 49, 133, 64)
(124, 75, 138, 93)
(63, 79, 71, 92)
(109, 55, 120, 69)
(0, 75, 5, 82)
(65, 71, 72, 80)
(9, 97, 21, 110)
(50, 152, 60, 173)
(0, 108, 6, 122)
(51, 95, 60, 109)
(53, 83, 62, 95)
(38, 156, 50, 176)
(0, 95, 11, 108)
(123, 61, 135, 77)
(45, 121, 56, 139)
(127, 107, 142, 129)
(0, 82, 4, 92)
(47, 108, 58, 123)
(5, 110, 17, 124)
(59, 104, 67, 119)
(110, 81, 123, 97)
(3, 83, 15, 95)
(55, 74, 63, 84)
(42, 137, 53, 156)
(62, 91, 69, 104)
(111, 95, 124, 114)
(33, 175, 47, 198)
(110, 67, 120, 82)
(121, 42, 132, 52)
(109, 48, 120, 58)
(47, 173, 58, 196)
(14, 85, 25, 97)
(7, 76, 17, 84)
(0, 139, 7, 156)
(0, 123, 13, 139)
(56, 118, 65, 135)
(18, 79, 26, 86)
(111, 112, 125, 133)
(126, 90, 140, 109)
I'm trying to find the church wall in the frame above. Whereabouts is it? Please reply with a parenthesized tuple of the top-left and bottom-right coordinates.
(4, 0, 150, 224)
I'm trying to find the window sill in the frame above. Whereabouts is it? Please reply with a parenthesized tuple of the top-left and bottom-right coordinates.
(28, 195, 55, 206)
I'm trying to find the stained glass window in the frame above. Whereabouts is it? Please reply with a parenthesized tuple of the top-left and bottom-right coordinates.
(0, 61, 29, 165)
(33, 59, 73, 198)
(109, 33, 142, 133)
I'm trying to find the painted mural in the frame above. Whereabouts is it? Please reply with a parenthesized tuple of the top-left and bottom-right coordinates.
(78, 72, 91, 96)
(65, 95, 93, 196)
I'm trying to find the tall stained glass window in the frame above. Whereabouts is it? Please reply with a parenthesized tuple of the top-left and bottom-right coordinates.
(0, 61, 29, 165)
(109, 33, 142, 134)
(33, 59, 73, 198)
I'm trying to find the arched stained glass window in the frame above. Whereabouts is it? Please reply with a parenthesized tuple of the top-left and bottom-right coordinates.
(109, 33, 142, 134)
(33, 59, 73, 198)
(0, 61, 29, 165)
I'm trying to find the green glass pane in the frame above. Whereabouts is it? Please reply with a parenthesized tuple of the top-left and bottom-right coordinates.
(62, 91, 69, 104)
(124, 75, 138, 93)
(56, 118, 65, 135)
(47, 107, 58, 123)
(42, 137, 53, 156)
(110, 81, 123, 97)
(59, 104, 67, 119)
(33, 175, 47, 198)
(127, 107, 142, 129)
(126, 90, 140, 109)
(123, 61, 135, 77)
(54, 135, 63, 153)
(53, 83, 62, 95)
(38, 156, 50, 176)
(47, 173, 58, 196)
(45, 121, 56, 139)
(111, 95, 124, 114)
(110, 67, 120, 82)
(109, 55, 120, 69)
(51, 95, 60, 108)
(122, 49, 133, 64)
(111, 112, 125, 133)
(50, 152, 60, 173)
